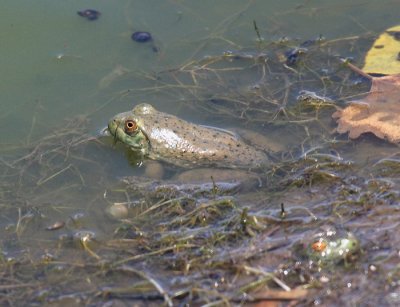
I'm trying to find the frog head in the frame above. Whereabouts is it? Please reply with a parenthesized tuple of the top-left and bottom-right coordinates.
(108, 107, 150, 156)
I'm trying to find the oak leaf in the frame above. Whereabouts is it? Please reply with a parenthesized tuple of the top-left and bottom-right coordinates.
(333, 65, 400, 143)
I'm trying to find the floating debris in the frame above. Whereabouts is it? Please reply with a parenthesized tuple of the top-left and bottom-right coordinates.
(77, 9, 101, 21)
(131, 31, 152, 43)
(45, 221, 65, 231)
(285, 48, 307, 66)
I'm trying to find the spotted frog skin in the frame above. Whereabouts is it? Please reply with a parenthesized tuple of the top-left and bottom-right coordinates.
(108, 103, 269, 169)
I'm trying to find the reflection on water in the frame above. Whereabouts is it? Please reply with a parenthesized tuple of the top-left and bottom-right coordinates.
(1, 0, 400, 305)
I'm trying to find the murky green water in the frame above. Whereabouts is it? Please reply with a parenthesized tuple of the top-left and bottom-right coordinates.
(1, 1, 400, 306)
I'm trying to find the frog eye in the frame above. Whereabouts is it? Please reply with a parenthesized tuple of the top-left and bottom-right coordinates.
(124, 120, 138, 135)
(311, 240, 327, 252)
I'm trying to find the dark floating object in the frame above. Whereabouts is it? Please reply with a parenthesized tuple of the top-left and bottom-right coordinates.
(285, 47, 307, 66)
(77, 9, 101, 21)
(131, 31, 152, 43)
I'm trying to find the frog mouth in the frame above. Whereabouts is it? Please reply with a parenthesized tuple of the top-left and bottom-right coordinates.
(107, 119, 121, 146)
(100, 126, 111, 136)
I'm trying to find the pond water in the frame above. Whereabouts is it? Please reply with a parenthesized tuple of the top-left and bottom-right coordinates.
(1, 0, 400, 306)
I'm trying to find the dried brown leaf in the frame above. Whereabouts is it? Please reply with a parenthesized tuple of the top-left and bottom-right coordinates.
(333, 73, 400, 143)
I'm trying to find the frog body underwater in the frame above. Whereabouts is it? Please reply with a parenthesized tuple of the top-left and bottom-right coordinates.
(108, 103, 269, 170)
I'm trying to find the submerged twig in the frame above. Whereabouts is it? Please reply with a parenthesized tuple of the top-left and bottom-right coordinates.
(343, 59, 373, 80)
(117, 265, 173, 307)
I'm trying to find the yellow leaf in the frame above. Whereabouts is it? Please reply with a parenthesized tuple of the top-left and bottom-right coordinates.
(363, 25, 400, 75)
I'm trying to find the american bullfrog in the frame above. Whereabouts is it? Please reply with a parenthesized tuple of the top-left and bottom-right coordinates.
(108, 103, 270, 170)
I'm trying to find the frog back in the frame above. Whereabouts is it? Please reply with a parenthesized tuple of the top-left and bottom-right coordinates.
(133, 104, 269, 169)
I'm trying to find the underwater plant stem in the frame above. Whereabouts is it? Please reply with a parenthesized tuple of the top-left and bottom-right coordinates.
(344, 60, 373, 80)
(81, 237, 101, 260)
(243, 265, 291, 291)
(36, 164, 72, 186)
(253, 20, 262, 43)
(112, 244, 197, 266)
(118, 265, 173, 307)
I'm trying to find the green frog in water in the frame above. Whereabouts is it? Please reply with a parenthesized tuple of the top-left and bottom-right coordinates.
(108, 103, 270, 170)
